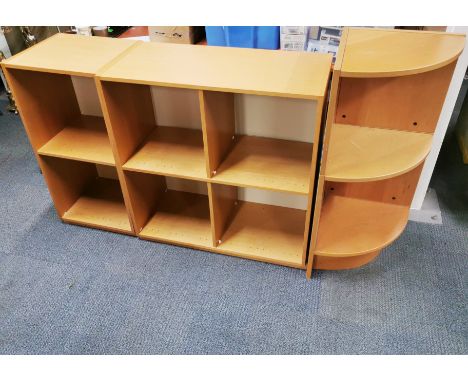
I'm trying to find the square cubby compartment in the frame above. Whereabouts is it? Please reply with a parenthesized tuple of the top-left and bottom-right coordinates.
(209, 184, 309, 268)
(7, 69, 113, 165)
(124, 171, 212, 249)
(99, 82, 207, 180)
(39, 156, 132, 234)
(201, 91, 317, 195)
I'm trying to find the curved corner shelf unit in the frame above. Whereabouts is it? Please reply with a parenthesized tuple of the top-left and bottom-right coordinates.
(307, 27, 465, 278)
(340, 28, 465, 78)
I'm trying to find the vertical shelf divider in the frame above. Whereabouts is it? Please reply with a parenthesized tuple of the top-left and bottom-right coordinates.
(199, 89, 237, 247)
(95, 78, 156, 234)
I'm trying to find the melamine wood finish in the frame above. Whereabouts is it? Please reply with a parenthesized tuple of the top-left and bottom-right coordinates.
(3, 33, 137, 76)
(98, 81, 155, 165)
(307, 27, 464, 277)
(213, 135, 313, 195)
(38, 115, 114, 165)
(336, 62, 457, 134)
(63, 177, 132, 234)
(313, 251, 380, 270)
(315, 195, 408, 257)
(325, 124, 433, 182)
(140, 190, 212, 249)
(199, 90, 235, 176)
(123, 171, 166, 232)
(4, 68, 81, 152)
(306, 28, 349, 279)
(98, 41, 333, 99)
(207, 183, 237, 246)
(38, 156, 96, 217)
(341, 28, 465, 78)
(2, 35, 140, 235)
(123, 126, 206, 180)
(217, 201, 306, 268)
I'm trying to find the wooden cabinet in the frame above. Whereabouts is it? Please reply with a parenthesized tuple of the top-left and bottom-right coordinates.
(306, 28, 465, 277)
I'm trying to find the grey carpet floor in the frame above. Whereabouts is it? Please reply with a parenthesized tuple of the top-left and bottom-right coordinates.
(0, 99, 466, 354)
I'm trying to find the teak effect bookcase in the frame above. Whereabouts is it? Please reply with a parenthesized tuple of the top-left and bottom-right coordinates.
(306, 28, 465, 277)
(3, 29, 464, 278)
(3, 33, 332, 270)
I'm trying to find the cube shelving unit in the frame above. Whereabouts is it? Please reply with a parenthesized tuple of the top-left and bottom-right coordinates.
(3, 35, 332, 270)
(96, 42, 332, 268)
(306, 28, 465, 277)
(2, 34, 139, 234)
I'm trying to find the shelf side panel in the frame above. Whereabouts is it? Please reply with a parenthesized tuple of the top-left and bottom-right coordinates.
(38, 156, 97, 216)
(124, 171, 167, 232)
(335, 62, 457, 134)
(5, 68, 81, 151)
(199, 90, 236, 176)
(208, 183, 237, 246)
(99, 81, 155, 164)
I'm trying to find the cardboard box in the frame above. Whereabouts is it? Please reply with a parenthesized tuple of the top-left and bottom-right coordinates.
(281, 33, 308, 51)
(149, 26, 204, 44)
(280, 26, 309, 35)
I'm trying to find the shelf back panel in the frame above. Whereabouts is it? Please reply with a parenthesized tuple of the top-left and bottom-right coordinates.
(335, 61, 456, 133)
(325, 163, 424, 208)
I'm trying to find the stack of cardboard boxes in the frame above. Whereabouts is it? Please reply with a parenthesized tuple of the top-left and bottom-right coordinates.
(306, 26, 343, 62)
(281, 26, 343, 62)
(280, 26, 310, 51)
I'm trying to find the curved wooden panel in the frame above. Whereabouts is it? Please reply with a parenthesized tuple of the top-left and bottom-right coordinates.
(325, 124, 432, 182)
(341, 28, 465, 78)
(315, 195, 408, 257)
(314, 250, 380, 270)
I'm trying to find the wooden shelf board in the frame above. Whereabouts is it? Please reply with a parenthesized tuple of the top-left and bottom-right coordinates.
(325, 124, 432, 182)
(213, 135, 313, 195)
(3, 33, 137, 76)
(342, 28, 465, 78)
(38, 115, 115, 166)
(218, 201, 305, 268)
(315, 195, 408, 257)
(139, 190, 212, 249)
(98, 42, 332, 99)
(62, 177, 132, 234)
(123, 126, 207, 180)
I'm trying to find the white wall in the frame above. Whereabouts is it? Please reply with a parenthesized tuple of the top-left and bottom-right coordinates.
(411, 26, 468, 210)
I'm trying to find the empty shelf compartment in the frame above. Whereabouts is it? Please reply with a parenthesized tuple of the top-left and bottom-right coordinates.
(38, 115, 115, 165)
(213, 135, 313, 194)
(63, 177, 132, 233)
(123, 126, 206, 180)
(218, 201, 305, 267)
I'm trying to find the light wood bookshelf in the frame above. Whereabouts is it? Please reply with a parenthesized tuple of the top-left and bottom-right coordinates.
(3, 34, 332, 270)
(96, 41, 331, 269)
(306, 28, 465, 277)
(2, 34, 138, 234)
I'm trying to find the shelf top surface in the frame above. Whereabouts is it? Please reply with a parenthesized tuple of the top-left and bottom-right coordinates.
(325, 124, 433, 182)
(97, 41, 332, 99)
(341, 28, 465, 77)
(3, 34, 137, 77)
